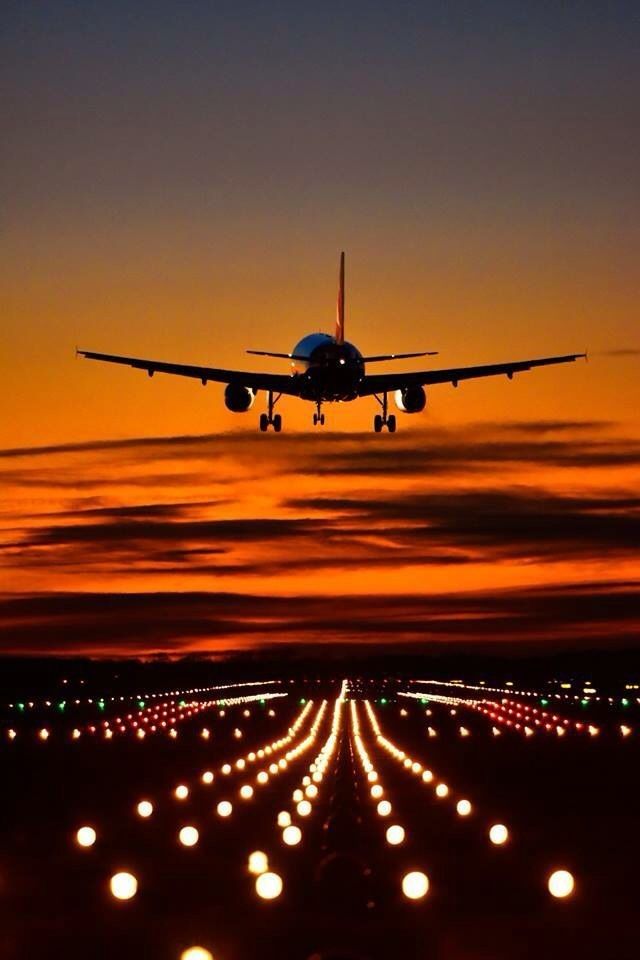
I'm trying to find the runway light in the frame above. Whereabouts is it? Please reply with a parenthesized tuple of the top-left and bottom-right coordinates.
(256, 871, 283, 900)
(435, 783, 449, 798)
(385, 824, 405, 846)
(296, 799, 312, 817)
(110, 871, 138, 900)
(489, 823, 509, 845)
(216, 800, 233, 818)
(402, 870, 429, 900)
(202, 771, 214, 784)
(377, 800, 392, 816)
(175, 785, 189, 800)
(422, 770, 433, 783)
(456, 799, 472, 816)
(548, 869, 575, 898)
(240, 784, 254, 799)
(371, 783, 384, 799)
(137, 800, 153, 818)
(76, 826, 97, 848)
(277, 811, 291, 828)
(179, 826, 199, 847)
(282, 824, 302, 846)
(248, 850, 269, 875)
(180, 948, 214, 960)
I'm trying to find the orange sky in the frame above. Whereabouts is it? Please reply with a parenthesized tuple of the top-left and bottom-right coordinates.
(1, 2, 639, 656)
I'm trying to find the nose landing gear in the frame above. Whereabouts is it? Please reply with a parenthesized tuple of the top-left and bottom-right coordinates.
(373, 393, 396, 432)
(313, 401, 325, 426)
(259, 391, 283, 432)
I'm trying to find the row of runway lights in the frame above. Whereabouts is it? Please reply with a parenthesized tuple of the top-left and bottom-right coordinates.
(409, 678, 638, 707)
(398, 691, 634, 738)
(5, 692, 285, 741)
(361, 699, 576, 900)
(74, 698, 322, 847)
(7, 679, 282, 711)
(73, 697, 336, 910)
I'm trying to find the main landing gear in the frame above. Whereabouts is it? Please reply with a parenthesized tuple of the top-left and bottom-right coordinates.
(373, 393, 396, 433)
(259, 391, 282, 432)
(313, 400, 325, 426)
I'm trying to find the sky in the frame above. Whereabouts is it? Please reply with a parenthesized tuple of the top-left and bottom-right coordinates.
(1, 1, 639, 656)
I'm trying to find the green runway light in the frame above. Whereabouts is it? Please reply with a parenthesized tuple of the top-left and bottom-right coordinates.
(98, 701, 105, 711)
(622, 698, 630, 706)
(380, 698, 388, 705)
(299, 698, 306, 704)
(260, 698, 265, 704)
(17, 703, 25, 711)
(581, 698, 589, 705)
(540, 699, 549, 706)
(58, 702, 66, 711)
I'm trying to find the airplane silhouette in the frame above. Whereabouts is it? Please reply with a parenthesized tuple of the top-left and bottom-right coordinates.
(78, 253, 585, 432)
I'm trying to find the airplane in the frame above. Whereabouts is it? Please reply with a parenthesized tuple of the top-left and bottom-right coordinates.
(78, 253, 586, 433)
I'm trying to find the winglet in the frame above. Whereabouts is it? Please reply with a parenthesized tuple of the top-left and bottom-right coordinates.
(335, 251, 345, 344)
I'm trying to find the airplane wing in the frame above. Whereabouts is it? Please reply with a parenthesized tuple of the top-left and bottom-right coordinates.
(77, 349, 301, 396)
(358, 353, 586, 397)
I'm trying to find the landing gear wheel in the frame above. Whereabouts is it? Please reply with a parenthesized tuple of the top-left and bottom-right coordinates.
(313, 413, 318, 425)
(273, 413, 282, 433)
(259, 413, 269, 432)
(320, 414, 325, 425)
(373, 414, 383, 433)
(387, 414, 396, 433)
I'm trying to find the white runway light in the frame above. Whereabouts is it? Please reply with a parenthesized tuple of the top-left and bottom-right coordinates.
(256, 871, 283, 900)
(489, 823, 509, 845)
(548, 869, 575, 898)
(402, 870, 429, 900)
(76, 826, 96, 848)
(110, 871, 138, 900)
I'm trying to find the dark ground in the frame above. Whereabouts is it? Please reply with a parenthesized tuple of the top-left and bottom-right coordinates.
(1, 658, 639, 960)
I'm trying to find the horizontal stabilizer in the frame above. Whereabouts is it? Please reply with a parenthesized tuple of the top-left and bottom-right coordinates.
(362, 351, 438, 363)
(246, 349, 307, 361)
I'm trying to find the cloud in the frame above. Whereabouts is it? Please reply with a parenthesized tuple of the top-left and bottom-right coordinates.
(0, 581, 637, 656)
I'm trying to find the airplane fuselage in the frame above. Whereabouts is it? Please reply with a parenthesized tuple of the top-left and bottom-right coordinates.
(290, 333, 364, 401)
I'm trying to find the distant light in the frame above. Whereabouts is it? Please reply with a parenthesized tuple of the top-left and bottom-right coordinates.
(489, 823, 509, 845)
(385, 825, 405, 846)
(137, 800, 153, 818)
(402, 870, 429, 900)
(422, 770, 433, 783)
(38, 728, 50, 741)
(371, 784, 384, 799)
(201, 771, 214, 785)
(175, 785, 189, 800)
(256, 871, 283, 900)
(282, 825, 302, 846)
(367, 771, 378, 782)
(240, 784, 254, 800)
(377, 800, 392, 817)
(296, 800, 312, 817)
(277, 811, 291, 828)
(221, 764, 231, 775)
(216, 800, 233, 818)
(110, 871, 138, 900)
(456, 799, 472, 817)
(548, 869, 575, 898)
(180, 948, 214, 960)
(248, 850, 269, 875)
(179, 826, 199, 847)
(435, 783, 449, 798)
(76, 826, 97, 848)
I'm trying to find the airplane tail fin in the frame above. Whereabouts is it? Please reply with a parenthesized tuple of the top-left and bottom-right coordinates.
(335, 251, 345, 343)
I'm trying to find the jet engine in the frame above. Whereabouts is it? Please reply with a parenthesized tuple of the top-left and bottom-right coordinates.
(394, 386, 426, 413)
(224, 383, 256, 412)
